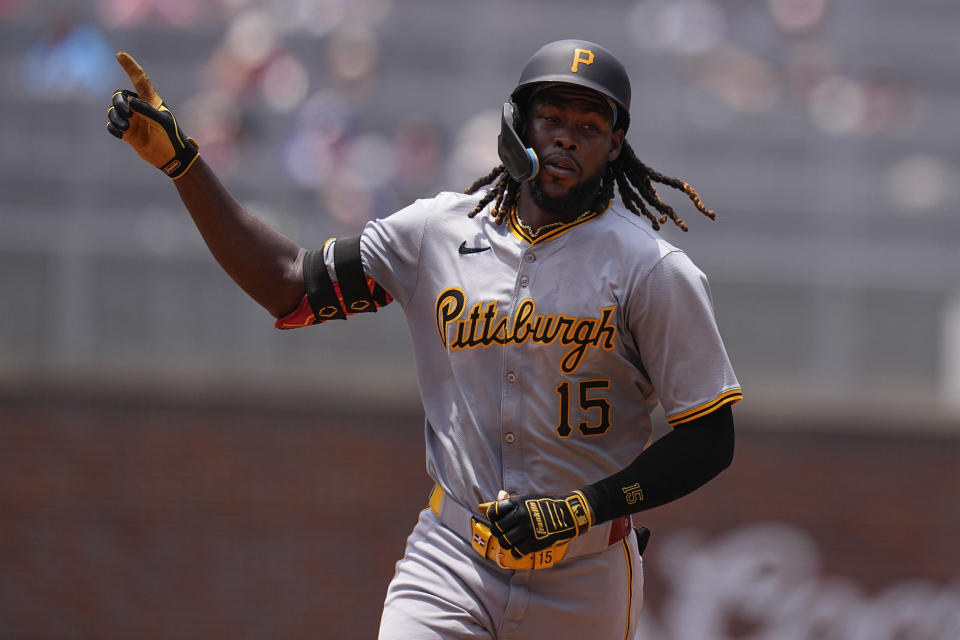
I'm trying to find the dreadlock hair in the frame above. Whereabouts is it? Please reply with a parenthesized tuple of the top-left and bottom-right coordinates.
(464, 141, 715, 232)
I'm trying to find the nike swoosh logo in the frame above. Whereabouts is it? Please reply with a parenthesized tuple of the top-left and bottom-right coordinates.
(458, 241, 491, 255)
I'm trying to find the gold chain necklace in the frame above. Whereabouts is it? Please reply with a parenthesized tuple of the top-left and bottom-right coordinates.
(511, 194, 603, 239)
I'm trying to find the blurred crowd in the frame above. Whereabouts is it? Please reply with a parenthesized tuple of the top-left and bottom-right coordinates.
(8, 0, 950, 227)
(2, 0, 958, 421)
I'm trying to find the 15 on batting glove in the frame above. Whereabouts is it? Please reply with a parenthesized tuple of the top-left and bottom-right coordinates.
(484, 491, 593, 559)
(106, 52, 198, 179)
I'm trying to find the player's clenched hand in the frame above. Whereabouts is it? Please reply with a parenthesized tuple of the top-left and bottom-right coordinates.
(106, 52, 199, 179)
(483, 491, 593, 558)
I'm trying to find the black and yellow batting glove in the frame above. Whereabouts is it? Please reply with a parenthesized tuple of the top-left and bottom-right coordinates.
(106, 52, 199, 180)
(484, 490, 593, 559)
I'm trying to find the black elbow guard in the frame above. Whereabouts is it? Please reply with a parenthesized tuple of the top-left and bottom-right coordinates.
(302, 236, 391, 323)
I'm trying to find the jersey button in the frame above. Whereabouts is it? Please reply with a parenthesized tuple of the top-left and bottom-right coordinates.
(506, 372, 517, 383)
(519, 276, 529, 287)
(525, 254, 536, 263)
(504, 432, 516, 444)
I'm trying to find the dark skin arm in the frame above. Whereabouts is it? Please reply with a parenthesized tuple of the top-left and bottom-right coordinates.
(172, 158, 306, 318)
(107, 52, 305, 317)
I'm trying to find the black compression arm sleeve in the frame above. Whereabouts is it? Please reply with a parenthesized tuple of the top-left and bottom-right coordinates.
(579, 404, 735, 524)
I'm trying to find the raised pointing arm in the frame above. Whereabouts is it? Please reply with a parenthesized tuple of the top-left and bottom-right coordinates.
(107, 52, 305, 317)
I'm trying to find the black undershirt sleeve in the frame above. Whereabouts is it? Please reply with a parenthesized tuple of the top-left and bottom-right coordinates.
(579, 404, 735, 524)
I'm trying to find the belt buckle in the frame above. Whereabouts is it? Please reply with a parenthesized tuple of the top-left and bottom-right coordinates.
(469, 517, 565, 570)
(470, 517, 528, 569)
(470, 517, 495, 558)
(490, 540, 534, 571)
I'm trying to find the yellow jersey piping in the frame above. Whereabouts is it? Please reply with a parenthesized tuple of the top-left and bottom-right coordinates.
(621, 537, 633, 640)
(667, 389, 743, 426)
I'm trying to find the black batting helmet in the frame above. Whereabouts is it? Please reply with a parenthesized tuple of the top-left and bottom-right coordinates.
(511, 39, 632, 131)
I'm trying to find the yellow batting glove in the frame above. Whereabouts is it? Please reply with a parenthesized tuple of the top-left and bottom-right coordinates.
(484, 490, 593, 559)
(106, 52, 199, 179)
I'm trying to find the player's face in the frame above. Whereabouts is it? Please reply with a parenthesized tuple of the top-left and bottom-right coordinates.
(524, 86, 625, 215)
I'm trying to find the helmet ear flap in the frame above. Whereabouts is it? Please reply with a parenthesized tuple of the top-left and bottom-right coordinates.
(498, 101, 539, 182)
(511, 98, 526, 138)
(509, 87, 533, 136)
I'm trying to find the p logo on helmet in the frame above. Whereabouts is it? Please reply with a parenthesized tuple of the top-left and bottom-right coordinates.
(497, 39, 633, 181)
(571, 48, 594, 73)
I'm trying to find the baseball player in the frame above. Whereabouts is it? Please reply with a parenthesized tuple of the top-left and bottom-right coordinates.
(107, 39, 741, 639)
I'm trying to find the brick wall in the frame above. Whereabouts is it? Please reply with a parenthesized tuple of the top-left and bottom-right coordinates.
(1, 402, 957, 638)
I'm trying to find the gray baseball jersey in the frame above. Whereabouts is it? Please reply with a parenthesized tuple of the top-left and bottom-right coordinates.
(304, 190, 740, 638)
(347, 191, 740, 506)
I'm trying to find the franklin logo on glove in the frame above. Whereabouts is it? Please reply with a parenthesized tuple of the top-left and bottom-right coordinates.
(485, 491, 593, 558)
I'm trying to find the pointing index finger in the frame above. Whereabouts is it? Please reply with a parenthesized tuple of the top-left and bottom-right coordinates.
(116, 52, 162, 108)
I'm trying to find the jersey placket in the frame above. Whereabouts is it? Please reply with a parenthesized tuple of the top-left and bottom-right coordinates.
(499, 245, 540, 493)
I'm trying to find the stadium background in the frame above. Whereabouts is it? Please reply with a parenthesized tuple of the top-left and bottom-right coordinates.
(1, 0, 958, 637)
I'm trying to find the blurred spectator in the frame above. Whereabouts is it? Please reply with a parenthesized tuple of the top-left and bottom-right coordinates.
(0, 0, 23, 20)
(392, 120, 442, 193)
(21, 14, 115, 100)
(97, 0, 206, 28)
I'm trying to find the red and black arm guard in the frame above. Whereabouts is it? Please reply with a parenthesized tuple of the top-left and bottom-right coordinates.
(275, 236, 392, 329)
